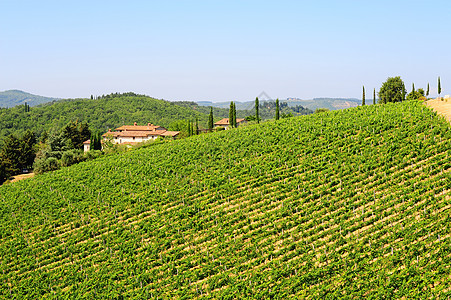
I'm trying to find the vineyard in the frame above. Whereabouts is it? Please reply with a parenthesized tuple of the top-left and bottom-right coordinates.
(0, 100, 450, 298)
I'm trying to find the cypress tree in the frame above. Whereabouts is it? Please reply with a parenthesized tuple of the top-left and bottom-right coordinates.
(229, 101, 234, 128)
(426, 83, 430, 98)
(208, 107, 214, 131)
(373, 88, 376, 105)
(438, 76, 441, 99)
(90, 133, 95, 151)
(255, 97, 260, 124)
(362, 86, 366, 106)
(97, 132, 102, 150)
(412, 83, 415, 94)
(195, 117, 199, 135)
(275, 98, 280, 120)
(233, 102, 237, 128)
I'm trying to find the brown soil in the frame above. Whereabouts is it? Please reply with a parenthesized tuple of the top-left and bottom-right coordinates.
(10, 172, 35, 183)
(426, 98, 451, 122)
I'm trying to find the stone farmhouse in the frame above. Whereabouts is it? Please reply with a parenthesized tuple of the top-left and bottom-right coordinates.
(214, 118, 247, 130)
(83, 122, 179, 152)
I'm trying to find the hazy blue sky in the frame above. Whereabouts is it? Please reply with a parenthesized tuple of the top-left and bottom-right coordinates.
(1, 0, 450, 101)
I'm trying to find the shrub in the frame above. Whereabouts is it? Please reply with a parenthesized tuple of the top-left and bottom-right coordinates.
(34, 157, 60, 174)
(84, 150, 103, 161)
(61, 150, 85, 167)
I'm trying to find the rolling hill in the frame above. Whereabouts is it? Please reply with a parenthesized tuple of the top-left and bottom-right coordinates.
(0, 93, 213, 141)
(0, 100, 449, 298)
(0, 90, 59, 108)
(0, 93, 312, 143)
(198, 97, 361, 111)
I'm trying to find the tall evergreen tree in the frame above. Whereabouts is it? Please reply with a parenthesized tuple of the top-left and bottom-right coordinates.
(426, 83, 430, 98)
(90, 132, 102, 150)
(0, 160, 5, 184)
(0, 131, 36, 177)
(362, 86, 366, 106)
(62, 120, 91, 149)
(373, 88, 376, 105)
(208, 107, 214, 131)
(438, 76, 441, 99)
(96, 132, 102, 150)
(232, 102, 237, 128)
(18, 130, 36, 169)
(195, 117, 199, 135)
(255, 97, 260, 124)
(90, 133, 96, 151)
(229, 101, 234, 128)
(275, 98, 280, 120)
(187, 121, 192, 137)
(412, 83, 415, 94)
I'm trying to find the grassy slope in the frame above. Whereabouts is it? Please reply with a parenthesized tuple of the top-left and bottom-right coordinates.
(0, 90, 58, 108)
(0, 95, 210, 141)
(0, 101, 450, 298)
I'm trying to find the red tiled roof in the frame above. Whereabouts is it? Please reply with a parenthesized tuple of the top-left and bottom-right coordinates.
(83, 140, 91, 144)
(101, 123, 179, 141)
(114, 131, 154, 137)
(115, 125, 166, 131)
(160, 131, 180, 137)
(214, 118, 246, 125)
(102, 131, 120, 137)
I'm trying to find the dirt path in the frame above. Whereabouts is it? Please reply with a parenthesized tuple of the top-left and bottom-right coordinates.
(426, 98, 451, 122)
(10, 173, 35, 183)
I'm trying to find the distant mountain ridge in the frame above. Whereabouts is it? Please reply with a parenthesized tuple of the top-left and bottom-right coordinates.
(0, 90, 59, 108)
(197, 97, 361, 111)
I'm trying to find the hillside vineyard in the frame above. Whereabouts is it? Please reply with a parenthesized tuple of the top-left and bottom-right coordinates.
(0, 101, 450, 298)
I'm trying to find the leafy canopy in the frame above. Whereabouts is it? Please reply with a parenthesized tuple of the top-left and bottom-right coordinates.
(378, 76, 406, 104)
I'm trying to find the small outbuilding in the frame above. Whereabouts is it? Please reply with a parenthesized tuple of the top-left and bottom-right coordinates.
(83, 140, 91, 152)
(214, 118, 247, 130)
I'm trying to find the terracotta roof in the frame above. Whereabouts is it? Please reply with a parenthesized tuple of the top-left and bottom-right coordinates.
(114, 131, 154, 137)
(115, 125, 166, 131)
(102, 129, 180, 138)
(83, 140, 91, 144)
(101, 123, 179, 141)
(214, 118, 230, 125)
(214, 118, 246, 125)
(160, 131, 180, 137)
(102, 131, 120, 137)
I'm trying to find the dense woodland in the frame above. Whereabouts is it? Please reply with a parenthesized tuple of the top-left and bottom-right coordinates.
(0, 93, 312, 181)
(0, 100, 449, 298)
(0, 93, 312, 143)
(0, 93, 211, 141)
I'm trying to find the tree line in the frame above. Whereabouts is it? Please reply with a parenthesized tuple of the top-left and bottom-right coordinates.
(0, 120, 102, 183)
(362, 76, 443, 106)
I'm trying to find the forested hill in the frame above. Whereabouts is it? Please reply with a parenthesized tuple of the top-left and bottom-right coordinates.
(174, 100, 313, 120)
(0, 90, 59, 108)
(0, 93, 213, 141)
(0, 100, 450, 298)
